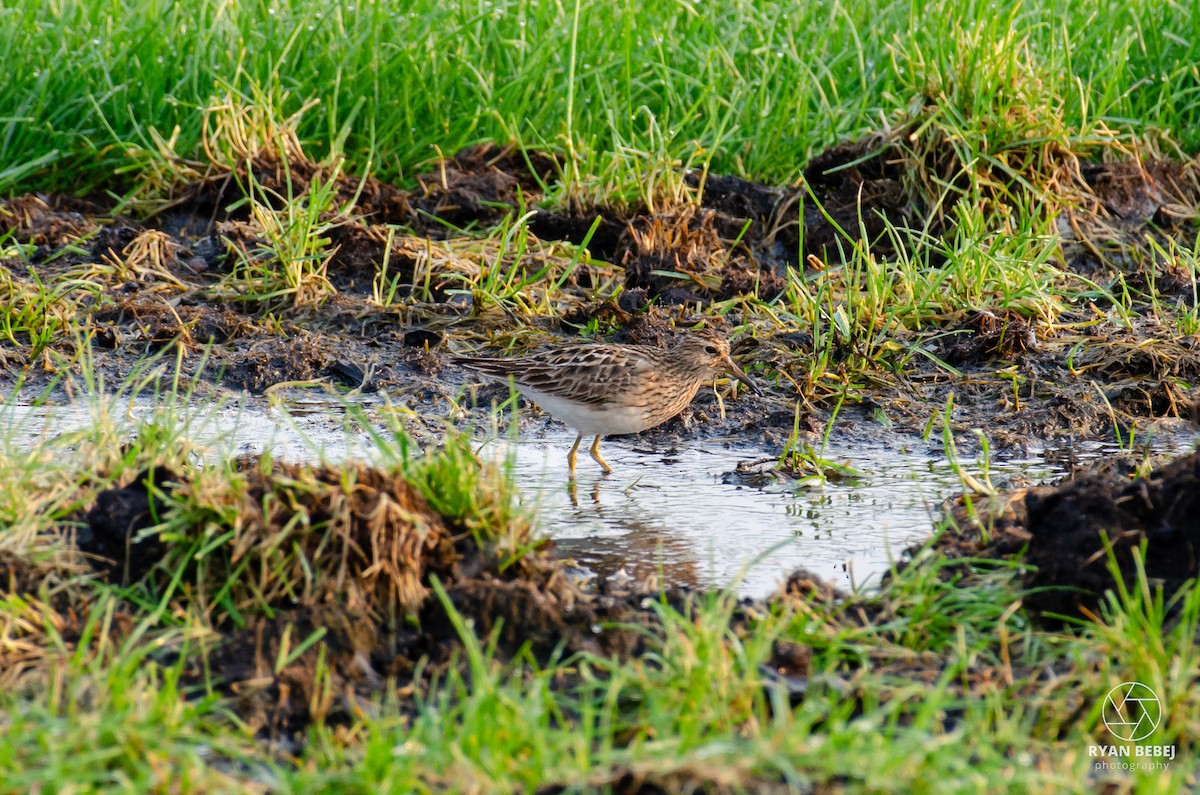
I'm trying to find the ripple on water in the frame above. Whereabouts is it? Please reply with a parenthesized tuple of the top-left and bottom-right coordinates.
(5, 397, 1138, 597)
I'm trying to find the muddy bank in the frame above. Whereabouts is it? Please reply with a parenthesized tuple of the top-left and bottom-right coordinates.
(45, 454, 685, 747)
(4, 435, 1200, 758)
(939, 448, 1200, 619)
(2, 136, 1199, 452)
(0, 443, 971, 751)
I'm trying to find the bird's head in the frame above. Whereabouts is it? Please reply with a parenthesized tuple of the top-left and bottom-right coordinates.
(675, 330, 758, 394)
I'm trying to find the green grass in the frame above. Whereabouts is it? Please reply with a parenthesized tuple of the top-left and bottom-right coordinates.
(0, 597, 266, 794)
(0, 377, 1197, 792)
(215, 163, 342, 309)
(2, 0, 1197, 416)
(2, 0, 1200, 791)
(1, 0, 1198, 195)
(8, 546, 1193, 793)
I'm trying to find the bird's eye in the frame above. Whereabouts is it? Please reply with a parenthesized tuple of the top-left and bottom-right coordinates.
(704, 344, 718, 355)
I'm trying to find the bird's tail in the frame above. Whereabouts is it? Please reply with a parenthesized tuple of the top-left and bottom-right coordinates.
(451, 356, 519, 380)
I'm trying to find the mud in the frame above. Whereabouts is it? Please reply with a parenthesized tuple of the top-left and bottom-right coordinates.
(939, 449, 1200, 619)
(4, 132, 1200, 751)
(3, 136, 1198, 450)
(936, 309, 1040, 365)
(219, 334, 349, 393)
(53, 455, 689, 747)
(410, 143, 559, 230)
(3, 442, 1199, 754)
(76, 466, 175, 583)
(93, 298, 259, 350)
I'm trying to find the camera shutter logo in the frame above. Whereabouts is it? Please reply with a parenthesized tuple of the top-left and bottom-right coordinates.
(1102, 682, 1161, 742)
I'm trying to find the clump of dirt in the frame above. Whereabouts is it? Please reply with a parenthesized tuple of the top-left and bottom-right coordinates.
(532, 135, 931, 306)
(692, 129, 1199, 300)
(160, 143, 560, 241)
(1022, 451, 1200, 616)
(774, 568, 847, 608)
(0, 554, 138, 691)
(219, 334, 347, 392)
(77, 457, 488, 632)
(220, 458, 466, 616)
(198, 603, 383, 746)
(1066, 321, 1200, 384)
(166, 152, 412, 229)
(0, 195, 107, 252)
(202, 574, 677, 749)
(688, 132, 925, 274)
(937, 309, 1040, 365)
(94, 297, 258, 351)
(76, 466, 177, 584)
(608, 308, 689, 347)
(411, 143, 559, 231)
(1066, 158, 1200, 278)
(939, 450, 1200, 619)
(618, 206, 786, 302)
(800, 133, 923, 261)
(323, 220, 412, 291)
(559, 297, 635, 334)
(528, 211, 628, 262)
(68, 452, 686, 746)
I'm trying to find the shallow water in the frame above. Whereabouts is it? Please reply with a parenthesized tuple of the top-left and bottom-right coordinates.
(3, 396, 1188, 597)
(486, 430, 1055, 596)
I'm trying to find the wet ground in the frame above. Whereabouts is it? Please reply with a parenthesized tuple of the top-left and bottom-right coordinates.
(11, 395, 1191, 600)
(10, 399, 950, 594)
(3, 135, 1200, 582)
(4, 135, 1200, 753)
(4, 139, 1200, 447)
(6, 400, 1197, 751)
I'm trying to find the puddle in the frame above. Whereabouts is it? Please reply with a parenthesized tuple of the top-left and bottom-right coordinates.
(483, 431, 1066, 597)
(3, 396, 1184, 597)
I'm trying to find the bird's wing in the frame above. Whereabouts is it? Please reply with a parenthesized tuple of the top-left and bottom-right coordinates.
(455, 346, 652, 407)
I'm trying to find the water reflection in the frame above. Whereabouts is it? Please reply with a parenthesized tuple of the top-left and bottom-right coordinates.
(7, 396, 1178, 598)
(487, 431, 1032, 597)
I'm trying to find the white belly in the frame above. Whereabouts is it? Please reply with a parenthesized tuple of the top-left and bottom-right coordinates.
(518, 387, 650, 436)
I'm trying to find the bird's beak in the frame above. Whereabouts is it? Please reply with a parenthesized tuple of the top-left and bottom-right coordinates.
(721, 355, 760, 396)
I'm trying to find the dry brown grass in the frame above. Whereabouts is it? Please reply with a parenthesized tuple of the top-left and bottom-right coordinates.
(172, 458, 463, 622)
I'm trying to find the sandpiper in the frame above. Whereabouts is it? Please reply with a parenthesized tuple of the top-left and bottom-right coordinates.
(454, 329, 757, 475)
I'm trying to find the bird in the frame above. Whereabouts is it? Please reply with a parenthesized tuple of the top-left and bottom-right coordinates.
(454, 329, 757, 475)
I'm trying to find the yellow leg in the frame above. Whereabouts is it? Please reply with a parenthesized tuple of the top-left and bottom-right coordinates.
(567, 434, 582, 476)
(589, 435, 613, 473)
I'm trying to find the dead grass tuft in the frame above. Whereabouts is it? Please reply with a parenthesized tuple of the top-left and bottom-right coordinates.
(0, 550, 98, 692)
(178, 458, 462, 620)
(0, 195, 96, 248)
(99, 229, 190, 289)
(620, 206, 783, 301)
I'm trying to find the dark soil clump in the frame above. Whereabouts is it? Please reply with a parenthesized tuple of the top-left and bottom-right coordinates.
(0, 194, 107, 251)
(1021, 450, 1200, 617)
(65, 453, 686, 746)
(219, 334, 344, 393)
(77, 466, 177, 583)
(410, 143, 559, 231)
(940, 450, 1200, 619)
(528, 211, 627, 261)
(800, 134, 922, 262)
(937, 309, 1040, 365)
(617, 206, 787, 302)
(94, 298, 257, 351)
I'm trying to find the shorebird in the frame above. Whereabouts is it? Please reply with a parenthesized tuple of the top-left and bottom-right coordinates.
(454, 329, 757, 475)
